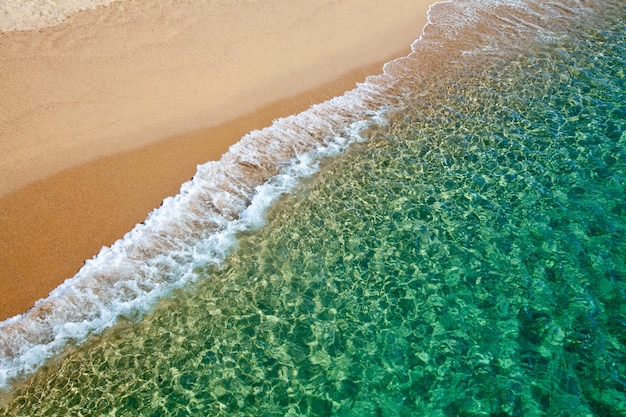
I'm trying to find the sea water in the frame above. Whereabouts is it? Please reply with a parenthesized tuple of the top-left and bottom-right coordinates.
(1, 0, 625, 415)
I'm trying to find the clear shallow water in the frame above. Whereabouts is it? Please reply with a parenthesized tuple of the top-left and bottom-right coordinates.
(2, 0, 626, 415)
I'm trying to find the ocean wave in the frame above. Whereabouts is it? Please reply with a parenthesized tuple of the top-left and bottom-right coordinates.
(0, 86, 388, 390)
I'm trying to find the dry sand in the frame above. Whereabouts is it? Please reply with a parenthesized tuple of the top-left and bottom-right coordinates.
(0, 0, 435, 320)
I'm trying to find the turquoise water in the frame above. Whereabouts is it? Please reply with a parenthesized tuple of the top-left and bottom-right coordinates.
(2, 0, 625, 415)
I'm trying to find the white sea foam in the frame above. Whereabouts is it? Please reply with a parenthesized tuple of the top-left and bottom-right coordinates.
(0, 0, 124, 31)
(0, 80, 387, 391)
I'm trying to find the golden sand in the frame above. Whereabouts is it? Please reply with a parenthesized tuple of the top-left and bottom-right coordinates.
(0, 0, 435, 320)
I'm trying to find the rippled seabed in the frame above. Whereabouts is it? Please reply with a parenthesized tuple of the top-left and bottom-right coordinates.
(4, 2, 626, 416)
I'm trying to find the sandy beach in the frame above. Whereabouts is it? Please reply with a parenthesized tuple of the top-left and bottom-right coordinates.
(0, 0, 434, 320)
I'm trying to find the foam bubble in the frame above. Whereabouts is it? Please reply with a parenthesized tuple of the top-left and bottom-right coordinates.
(0, 0, 126, 31)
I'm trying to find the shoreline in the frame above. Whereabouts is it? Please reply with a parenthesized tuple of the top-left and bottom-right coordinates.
(0, 65, 391, 320)
(0, 0, 435, 320)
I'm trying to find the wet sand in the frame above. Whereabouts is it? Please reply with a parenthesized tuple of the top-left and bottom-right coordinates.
(0, 0, 435, 320)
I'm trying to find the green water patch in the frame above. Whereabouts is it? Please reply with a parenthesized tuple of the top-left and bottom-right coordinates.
(3, 2, 625, 416)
